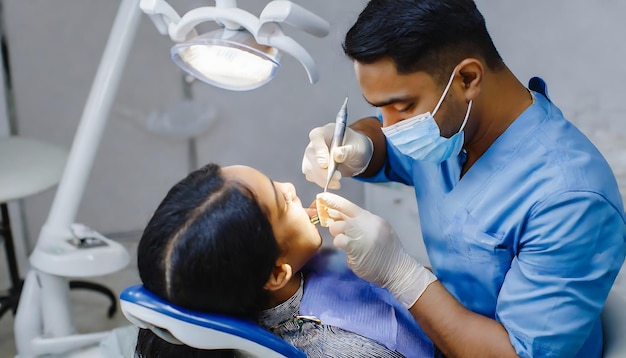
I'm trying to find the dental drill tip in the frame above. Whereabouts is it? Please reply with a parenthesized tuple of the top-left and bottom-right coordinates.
(310, 215, 320, 224)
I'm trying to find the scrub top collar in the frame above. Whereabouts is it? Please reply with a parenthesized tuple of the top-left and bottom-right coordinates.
(441, 79, 551, 214)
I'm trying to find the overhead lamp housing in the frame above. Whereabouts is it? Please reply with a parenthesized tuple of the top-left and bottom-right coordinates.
(171, 29, 281, 91)
(140, 0, 330, 91)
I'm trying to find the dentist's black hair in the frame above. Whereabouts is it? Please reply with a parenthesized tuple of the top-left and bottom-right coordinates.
(135, 163, 280, 357)
(343, 0, 504, 82)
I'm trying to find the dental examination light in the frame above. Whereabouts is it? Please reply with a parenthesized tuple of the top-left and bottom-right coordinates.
(140, 0, 330, 90)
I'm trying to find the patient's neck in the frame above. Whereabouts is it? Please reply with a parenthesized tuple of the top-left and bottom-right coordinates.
(266, 273, 301, 308)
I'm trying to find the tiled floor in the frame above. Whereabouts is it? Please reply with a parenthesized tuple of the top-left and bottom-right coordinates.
(0, 240, 141, 358)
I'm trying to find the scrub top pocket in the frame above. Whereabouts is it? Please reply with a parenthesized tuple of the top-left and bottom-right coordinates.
(448, 209, 512, 264)
(440, 208, 514, 316)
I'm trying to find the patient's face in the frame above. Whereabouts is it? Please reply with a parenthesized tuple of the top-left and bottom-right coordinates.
(222, 165, 322, 272)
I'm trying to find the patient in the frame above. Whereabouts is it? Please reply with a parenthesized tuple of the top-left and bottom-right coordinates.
(134, 163, 433, 357)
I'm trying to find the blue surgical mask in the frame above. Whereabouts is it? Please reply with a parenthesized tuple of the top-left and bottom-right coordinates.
(381, 67, 472, 163)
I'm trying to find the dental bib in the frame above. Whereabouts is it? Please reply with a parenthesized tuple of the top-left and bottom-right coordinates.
(299, 249, 434, 358)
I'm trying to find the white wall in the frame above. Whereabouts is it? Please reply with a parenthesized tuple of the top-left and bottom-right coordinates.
(3, 1, 625, 254)
(0, 20, 31, 274)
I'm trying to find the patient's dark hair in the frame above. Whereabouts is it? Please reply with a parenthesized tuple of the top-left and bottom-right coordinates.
(135, 163, 280, 357)
(343, 0, 504, 82)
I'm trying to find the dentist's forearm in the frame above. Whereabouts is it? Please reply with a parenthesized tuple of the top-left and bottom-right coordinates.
(409, 281, 519, 358)
(350, 117, 386, 177)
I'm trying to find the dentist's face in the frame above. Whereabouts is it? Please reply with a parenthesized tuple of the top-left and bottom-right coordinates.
(222, 165, 322, 273)
(354, 57, 466, 138)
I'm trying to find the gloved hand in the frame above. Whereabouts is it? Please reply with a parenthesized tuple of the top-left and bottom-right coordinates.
(302, 123, 373, 189)
(316, 192, 437, 309)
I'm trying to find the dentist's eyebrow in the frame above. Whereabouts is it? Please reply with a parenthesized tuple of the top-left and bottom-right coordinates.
(363, 94, 414, 108)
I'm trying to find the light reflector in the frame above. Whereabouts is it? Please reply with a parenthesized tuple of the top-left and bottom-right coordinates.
(171, 29, 281, 91)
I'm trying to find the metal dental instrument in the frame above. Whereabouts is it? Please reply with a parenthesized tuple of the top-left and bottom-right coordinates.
(324, 97, 348, 192)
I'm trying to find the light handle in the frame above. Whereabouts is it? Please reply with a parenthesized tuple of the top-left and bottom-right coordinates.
(264, 32, 318, 84)
(259, 0, 330, 38)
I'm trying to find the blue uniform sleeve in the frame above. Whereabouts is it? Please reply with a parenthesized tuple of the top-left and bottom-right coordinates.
(357, 142, 415, 185)
(355, 133, 416, 187)
(496, 190, 626, 357)
(353, 112, 414, 185)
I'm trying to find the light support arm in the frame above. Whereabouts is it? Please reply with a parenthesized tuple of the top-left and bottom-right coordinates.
(170, 7, 260, 43)
(214, 0, 241, 30)
(139, 0, 181, 35)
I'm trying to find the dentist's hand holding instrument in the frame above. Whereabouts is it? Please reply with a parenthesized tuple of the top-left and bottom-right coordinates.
(324, 97, 348, 192)
(302, 98, 374, 190)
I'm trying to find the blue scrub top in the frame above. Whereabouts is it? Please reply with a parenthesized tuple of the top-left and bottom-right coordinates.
(361, 78, 626, 358)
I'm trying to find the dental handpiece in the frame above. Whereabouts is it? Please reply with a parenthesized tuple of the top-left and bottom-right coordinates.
(324, 97, 349, 192)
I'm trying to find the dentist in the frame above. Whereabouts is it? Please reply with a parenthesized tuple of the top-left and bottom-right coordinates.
(302, 1, 626, 357)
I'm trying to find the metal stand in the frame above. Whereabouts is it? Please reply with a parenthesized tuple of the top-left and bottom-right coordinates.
(13, 0, 140, 356)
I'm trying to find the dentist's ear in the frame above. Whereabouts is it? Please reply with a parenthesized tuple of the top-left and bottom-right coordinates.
(457, 58, 483, 101)
(264, 263, 293, 291)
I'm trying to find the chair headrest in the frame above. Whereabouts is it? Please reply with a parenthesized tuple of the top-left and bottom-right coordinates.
(120, 285, 306, 358)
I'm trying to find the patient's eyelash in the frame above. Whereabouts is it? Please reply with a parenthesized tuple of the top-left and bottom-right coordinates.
(282, 190, 293, 206)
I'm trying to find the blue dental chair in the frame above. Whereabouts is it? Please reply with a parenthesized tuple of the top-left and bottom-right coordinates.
(120, 285, 306, 357)
(121, 266, 626, 358)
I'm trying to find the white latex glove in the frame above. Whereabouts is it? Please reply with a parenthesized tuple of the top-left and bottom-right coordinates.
(316, 192, 437, 309)
(302, 123, 373, 189)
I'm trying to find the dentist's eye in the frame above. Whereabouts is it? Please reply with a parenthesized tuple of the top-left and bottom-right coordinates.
(398, 103, 414, 113)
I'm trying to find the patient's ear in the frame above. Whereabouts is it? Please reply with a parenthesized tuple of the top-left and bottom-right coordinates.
(264, 264, 293, 291)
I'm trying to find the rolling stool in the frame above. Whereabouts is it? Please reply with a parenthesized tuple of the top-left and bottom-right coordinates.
(0, 136, 117, 319)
